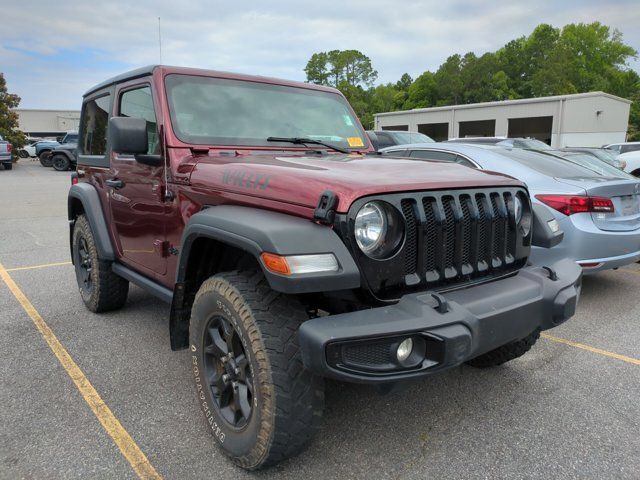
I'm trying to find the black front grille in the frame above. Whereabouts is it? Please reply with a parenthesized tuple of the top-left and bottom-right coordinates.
(346, 187, 529, 298)
(403, 190, 518, 283)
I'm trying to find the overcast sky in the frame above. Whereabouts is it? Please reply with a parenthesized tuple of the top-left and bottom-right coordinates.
(2, 0, 638, 110)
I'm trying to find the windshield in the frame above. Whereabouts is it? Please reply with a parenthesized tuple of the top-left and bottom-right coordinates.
(559, 153, 632, 178)
(500, 149, 613, 179)
(392, 132, 434, 144)
(165, 74, 368, 150)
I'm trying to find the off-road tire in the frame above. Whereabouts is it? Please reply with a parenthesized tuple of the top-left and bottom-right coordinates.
(3, 162, 12, 170)
(52, 154, 71, 171)
(39, 150, 53, 167)
(466, 329, 540, 368)
(72, 214, 129, 312)
(189, 270, 324, 470)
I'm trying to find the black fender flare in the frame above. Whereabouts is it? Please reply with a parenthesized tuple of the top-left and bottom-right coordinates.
(68, 183, 115, 261)
(177, 205, 361, 294)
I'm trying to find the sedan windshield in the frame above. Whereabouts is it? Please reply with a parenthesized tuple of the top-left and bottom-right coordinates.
(165, 74, 368, 150)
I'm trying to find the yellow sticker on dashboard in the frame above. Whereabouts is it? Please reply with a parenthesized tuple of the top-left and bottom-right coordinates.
(347, 137, 365, 147)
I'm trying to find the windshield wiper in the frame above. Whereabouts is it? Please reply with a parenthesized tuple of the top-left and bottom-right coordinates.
(267, 136, 350, 154)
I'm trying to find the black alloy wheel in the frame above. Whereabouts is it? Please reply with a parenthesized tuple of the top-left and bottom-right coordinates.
(76, 236, 93, 295)
(203, 315, 254, 429)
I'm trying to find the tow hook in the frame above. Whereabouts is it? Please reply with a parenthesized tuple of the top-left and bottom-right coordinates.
(430, 293, 449, 313)
(542, 266, 558, 281)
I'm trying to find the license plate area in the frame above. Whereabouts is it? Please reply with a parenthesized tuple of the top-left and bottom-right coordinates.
(619, 195, 640, 216)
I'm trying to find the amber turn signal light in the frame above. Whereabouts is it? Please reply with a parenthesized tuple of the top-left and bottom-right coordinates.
(260, 253, 291, 275)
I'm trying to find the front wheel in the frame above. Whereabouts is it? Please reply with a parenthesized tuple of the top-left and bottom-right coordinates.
(52, 154, 71, 171)
(466, 329, 540, 368)
(39, 151, 53, 167)
(189, 271, 324, 469)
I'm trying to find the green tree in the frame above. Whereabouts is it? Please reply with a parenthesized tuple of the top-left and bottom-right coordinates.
(434, 54, 464, 105)
(403, 71, 437, 109)
(304, 49, 378, 88)
(0, 73, 26, 152)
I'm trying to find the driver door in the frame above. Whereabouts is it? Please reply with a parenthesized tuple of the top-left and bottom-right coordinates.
(107, 82, 167, 276)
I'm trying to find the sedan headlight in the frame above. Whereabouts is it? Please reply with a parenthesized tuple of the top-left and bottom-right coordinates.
(354, 201, 404, 259)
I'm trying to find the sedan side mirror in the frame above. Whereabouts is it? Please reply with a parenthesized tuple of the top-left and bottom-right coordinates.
(108, 117, 162, 167)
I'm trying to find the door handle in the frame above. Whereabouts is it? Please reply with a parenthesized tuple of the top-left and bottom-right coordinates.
(105, 179, 124, 189)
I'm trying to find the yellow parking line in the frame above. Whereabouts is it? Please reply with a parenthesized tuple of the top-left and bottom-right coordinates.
(541, 333, 640, 366)
(6, 261, 71, 272)
(0, 262, 162, 480)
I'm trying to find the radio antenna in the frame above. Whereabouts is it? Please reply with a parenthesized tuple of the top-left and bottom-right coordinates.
(158, 17, 162, 64)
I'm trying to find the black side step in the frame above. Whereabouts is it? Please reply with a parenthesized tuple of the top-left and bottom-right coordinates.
(111, 263, 173, 304)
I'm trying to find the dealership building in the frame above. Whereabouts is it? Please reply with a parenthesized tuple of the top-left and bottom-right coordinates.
(374, 92, 631, 148)
(14, 109, 81, 138)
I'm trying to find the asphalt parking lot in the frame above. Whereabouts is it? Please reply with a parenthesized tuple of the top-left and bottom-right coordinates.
(1, 160, 639, 479)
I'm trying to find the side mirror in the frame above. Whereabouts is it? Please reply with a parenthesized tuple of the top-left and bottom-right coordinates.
(531, 203, 564, 248)
(108, 117, 162, 167)
(109, 117, 147, 154)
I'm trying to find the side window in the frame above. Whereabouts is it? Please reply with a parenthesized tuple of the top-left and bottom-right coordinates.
(382, 149, 407, 157)
(119, 86, 158, 154)
(409, 150, 457, 162)
(376, 132, 394, 149)
(80, 94, 110, 155)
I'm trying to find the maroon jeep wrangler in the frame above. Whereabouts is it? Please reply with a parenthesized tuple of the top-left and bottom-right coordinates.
(68, 65, 581, 469)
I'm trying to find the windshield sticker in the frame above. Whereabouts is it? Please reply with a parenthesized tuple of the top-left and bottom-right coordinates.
(347, 137, 364, 148)
(342, 115, 354, 126)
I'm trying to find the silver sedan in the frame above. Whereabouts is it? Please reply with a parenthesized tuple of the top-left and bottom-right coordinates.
(380, 142, 640, 274)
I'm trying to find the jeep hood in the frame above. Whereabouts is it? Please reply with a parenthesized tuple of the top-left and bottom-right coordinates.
(188, 153, 523, 213)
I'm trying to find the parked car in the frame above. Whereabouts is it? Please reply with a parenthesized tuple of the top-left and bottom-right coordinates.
(50, 141, 77, 171)
(68, 65, 580, 469)
(0, 135, 13, 170)
(36, 131, 78, 167)
(560, 147, 625, 169)
(366, 130, 434, 150)
(603, 141, 640, 155)
(447, 136, 553, 150)
(18, 139, 39, 158)
(618, 150, 640, 177)
(448, 136, 627, 170)
(380, 142, 640, 273)
(548, 150, 627, 176)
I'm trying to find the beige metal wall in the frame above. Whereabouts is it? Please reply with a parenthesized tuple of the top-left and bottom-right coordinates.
(374, 93, 631, 148)
(14, 109, 81, 136)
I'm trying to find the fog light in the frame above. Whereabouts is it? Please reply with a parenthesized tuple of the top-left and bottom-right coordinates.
(396, 338, 413, 362)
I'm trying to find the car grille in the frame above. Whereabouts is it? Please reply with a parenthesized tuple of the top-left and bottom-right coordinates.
(403, 190, 517, 280)
(347, 187, 528, 298)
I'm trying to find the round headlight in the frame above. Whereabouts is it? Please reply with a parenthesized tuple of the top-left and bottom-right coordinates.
(354, 201, 404, 259)
(515, 192, 532, 237)
(514, 196, 523, 224)
(355, 202, 386, 254)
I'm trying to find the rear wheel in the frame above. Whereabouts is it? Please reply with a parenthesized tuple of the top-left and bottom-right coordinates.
(3, 162, 12, 170)
(18, 149, 29, 158)
(466, 329, 540, 368)
(189, 270, 323, 469)
(52, 154, 71, 171)
(39, 150, 53, 167)
(72, 214, 129, 312)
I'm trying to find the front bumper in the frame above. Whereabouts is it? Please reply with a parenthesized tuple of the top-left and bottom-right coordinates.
(299, 258, 582, 384)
